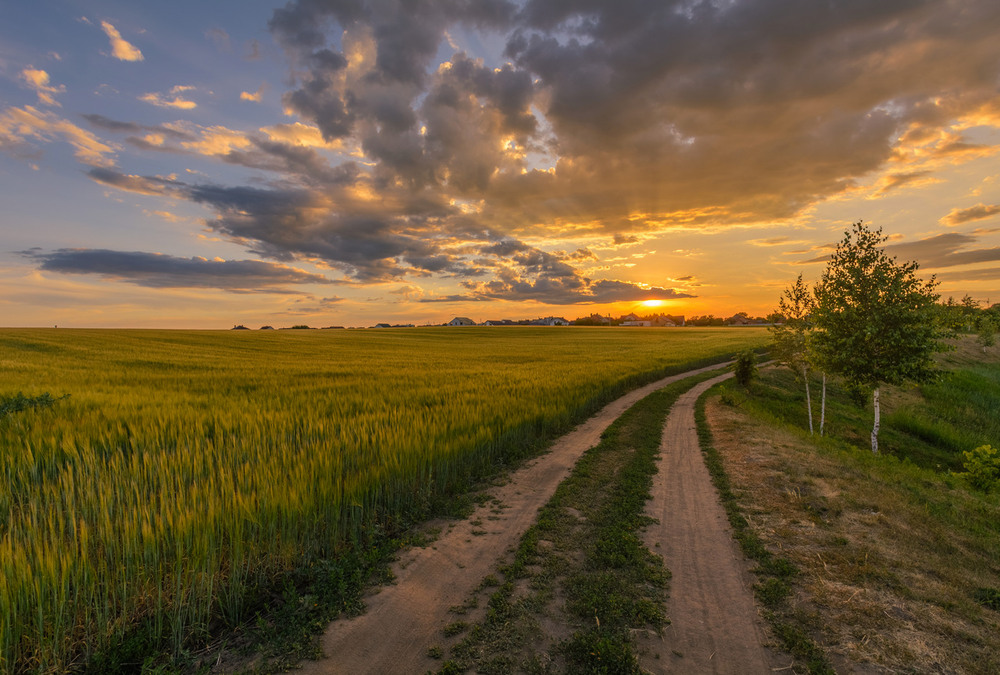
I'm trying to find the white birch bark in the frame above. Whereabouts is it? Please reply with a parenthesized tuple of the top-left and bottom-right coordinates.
(819, 373, 826, 436)
(803, 364, 814, 435)
(871, 387, 880, 454)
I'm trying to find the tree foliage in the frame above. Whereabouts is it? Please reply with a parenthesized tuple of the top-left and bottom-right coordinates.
(733, 349, 758, 388)
(770, 274, 817, 433)
(812, 221, 945, 453)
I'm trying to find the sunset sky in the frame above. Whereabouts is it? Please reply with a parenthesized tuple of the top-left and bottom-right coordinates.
(3, 0, 1000, 328)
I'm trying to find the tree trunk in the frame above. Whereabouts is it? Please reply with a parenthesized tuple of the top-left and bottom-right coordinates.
(803, 365, 814, 434)
(871, 387, 880, 454)
(819, 373, 826, 436)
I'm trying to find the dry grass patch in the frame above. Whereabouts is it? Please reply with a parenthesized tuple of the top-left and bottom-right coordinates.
(705, 390, 1000, 674)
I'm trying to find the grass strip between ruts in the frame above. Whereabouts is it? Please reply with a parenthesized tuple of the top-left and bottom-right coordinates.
(433, 369, 724, 674)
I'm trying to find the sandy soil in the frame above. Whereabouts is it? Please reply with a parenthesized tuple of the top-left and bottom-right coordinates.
(638, 372, 788, 674)
(295, 363, 732, 675)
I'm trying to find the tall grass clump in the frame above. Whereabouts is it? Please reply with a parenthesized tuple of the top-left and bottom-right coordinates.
(0, 327, 767, 671)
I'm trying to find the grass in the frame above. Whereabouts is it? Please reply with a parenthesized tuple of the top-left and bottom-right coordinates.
(700, 338, 1000, 673)
(435, 371, 723, 673)
(0, 327, 767, 672)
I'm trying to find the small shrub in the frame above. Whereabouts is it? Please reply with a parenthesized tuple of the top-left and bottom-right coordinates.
(718, 385, 745, 407)
(959, 444, 1000, 492)
(0, 392, 68, 417)
(733, 350, 758, 388)
(974, 587, 1000, 611)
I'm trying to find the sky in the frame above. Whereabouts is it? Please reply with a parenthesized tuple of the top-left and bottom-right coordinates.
(3, 0, 1000, 328)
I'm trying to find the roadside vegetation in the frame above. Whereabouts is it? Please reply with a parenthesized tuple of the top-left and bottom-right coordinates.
(428, 372, 722, 673)
(704, 338, 1000, 673)
(0, 327, 766, 673)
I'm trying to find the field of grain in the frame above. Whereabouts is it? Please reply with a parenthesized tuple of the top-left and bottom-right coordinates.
(0, 326, 767, 672)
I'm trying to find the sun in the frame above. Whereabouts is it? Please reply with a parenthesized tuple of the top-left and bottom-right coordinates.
(640, 299, 665, 308)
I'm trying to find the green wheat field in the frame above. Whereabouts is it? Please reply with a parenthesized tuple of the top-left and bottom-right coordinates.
(0, 327, 767, 672)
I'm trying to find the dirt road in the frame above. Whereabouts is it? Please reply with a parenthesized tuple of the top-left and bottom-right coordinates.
(296, 363, 732, 675)
(639, 372, 783, 673)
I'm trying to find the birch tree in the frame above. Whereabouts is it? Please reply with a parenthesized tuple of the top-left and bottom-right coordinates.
(770, 274, 817, 433)
(812, 221, 944, 454)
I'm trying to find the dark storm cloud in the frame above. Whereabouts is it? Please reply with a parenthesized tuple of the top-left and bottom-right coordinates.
(421, 238, 694, 304)
(422, 276, 693, 305)
(21, 248, 334, 290)
(65, 0, 1000, 303)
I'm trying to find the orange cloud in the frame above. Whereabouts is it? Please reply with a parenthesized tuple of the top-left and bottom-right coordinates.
(941, 203, 1000, 227)
(0, 105, 116, 167)
(260, 122, 343, 149)
(179, 125, 253, 155)
(20, 68, 65, 106)
(100, 21, 143, 62)
(240, 86, 264, 102)
(140, 86, 197, 110)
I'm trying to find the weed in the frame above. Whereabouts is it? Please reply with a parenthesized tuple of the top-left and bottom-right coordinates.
(974, 588, 1000, 612)
(442, 621, 468, 637)
(0, 391, 68, 416)
(959, 444, 1000, 492)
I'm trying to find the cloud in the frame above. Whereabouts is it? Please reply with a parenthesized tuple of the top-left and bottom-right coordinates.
(940, 203, 1000, 227)
(868, 171, 942, 197)
(100, 21, 143, 62)
(749, 237, 805, 247)
(20, 68, 65, 106)
(421, 238, 694, 304)
(86, 167, 169, 195)
(241, 86, 265, 102)
(885, 233, 1000, 270)
(934, 267, 1000, 282)
(38, 1, 1000, 305)
(0, 106, 116, 166)
(140, 86, 198, 110)
(259, 122, 339, 148)
(205, 28, 231, 52)
(799, 231, 1000, 269)
(21, 248, 334, 291)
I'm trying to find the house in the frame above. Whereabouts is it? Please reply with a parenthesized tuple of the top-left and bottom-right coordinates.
(727, 313, 753, 326)
(653, 314, 686, 327)
(620, 313, 641, 323)
(373, 323, 392, 328)
(448, 317, 476, 326)
(574, 313, 612, 325)
(483, 319, 515, 326)
(529, 316, 570, 326)
(620, 320, 652, 327)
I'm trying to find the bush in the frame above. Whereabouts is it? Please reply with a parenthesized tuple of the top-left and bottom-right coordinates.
(959, 444, 1000, 492)
(0, 392, 68, 417)
(734, 350, 758, 388)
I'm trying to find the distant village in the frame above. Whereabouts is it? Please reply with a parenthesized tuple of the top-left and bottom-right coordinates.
(233, 311, 779, 331)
